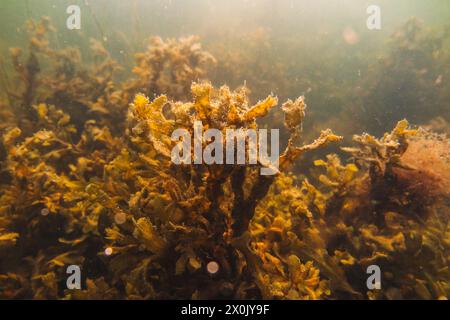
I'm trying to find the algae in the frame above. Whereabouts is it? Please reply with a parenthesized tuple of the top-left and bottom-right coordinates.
(0, 15, 449, 300)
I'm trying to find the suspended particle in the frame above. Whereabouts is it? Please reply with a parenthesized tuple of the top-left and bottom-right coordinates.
(41, 208, 50, 216)
(206, 261, 219, 275)
(104, 247, 113, 256)
(114, 211, 127, 225)
(342, 26, 359, 45)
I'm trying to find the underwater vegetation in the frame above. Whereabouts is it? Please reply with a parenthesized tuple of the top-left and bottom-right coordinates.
(0, 17, 449, 300)
(356, 18, 450, 135)
(208, 18, 450, 144)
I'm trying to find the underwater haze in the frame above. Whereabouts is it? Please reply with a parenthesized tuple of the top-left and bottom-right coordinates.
(0, 0, 449, 300)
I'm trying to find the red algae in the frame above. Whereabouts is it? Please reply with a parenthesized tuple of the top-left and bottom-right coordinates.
(400, 129, 450, 199)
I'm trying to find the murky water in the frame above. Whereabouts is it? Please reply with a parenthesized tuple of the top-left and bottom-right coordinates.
(0, 0, 449, 300)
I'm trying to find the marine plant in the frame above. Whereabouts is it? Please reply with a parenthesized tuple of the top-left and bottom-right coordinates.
(0, 17, 449, 300)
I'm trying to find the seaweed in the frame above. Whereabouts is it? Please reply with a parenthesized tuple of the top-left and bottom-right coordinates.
(0, 72, 341, 299)
(0, 16, 448, 300)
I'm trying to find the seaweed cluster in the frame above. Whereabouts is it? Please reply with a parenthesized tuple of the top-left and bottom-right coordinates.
(0, 18, 449, 300)
(253, 121, 450, 299)
(1, 18, 216, 136)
